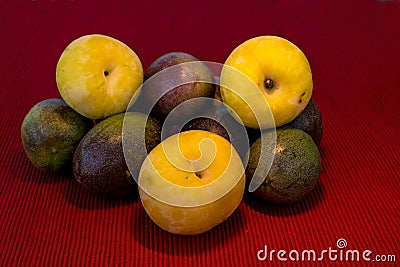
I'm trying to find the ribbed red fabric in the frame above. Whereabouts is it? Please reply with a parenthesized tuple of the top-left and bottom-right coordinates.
(1, 0, 399, 266)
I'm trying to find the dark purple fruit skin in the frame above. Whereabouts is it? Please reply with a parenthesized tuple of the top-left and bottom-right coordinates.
(176, 77, 228, 140)
(144, 52, 197, 79)
(180, 104, 252, 163)
(214, 83, 222, 102)
(142, 52, 215, 121)
(181, 109, 259, 147)
(246, 127, 262, 146)
(183, 117, 229, 138)
(72, 113, 161, 197)
(285, 99, 323, 146)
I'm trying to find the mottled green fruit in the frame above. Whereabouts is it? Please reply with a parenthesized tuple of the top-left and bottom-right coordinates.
(286, 99, 323, 146)
(21, 98, 93, 172)
(72, 112, 161, 197)
(142, 52, 215, 121)
(246, 127, 321, 204)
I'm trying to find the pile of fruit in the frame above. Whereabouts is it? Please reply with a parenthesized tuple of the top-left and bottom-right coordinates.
(21, 34, 323, 235)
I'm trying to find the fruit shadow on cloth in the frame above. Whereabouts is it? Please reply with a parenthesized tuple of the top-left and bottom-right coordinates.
(131, 203, 246, 255)
(244, 182, 325, 217)
(12, 149, 72, 185)
(63, 180, 139, 210)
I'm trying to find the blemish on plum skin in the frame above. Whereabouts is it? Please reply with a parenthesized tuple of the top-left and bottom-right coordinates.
(299, 92, 306, 103)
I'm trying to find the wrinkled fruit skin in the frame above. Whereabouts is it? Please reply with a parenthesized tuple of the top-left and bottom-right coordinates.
(142, 52, 215, 121)
(72, 112, 161, 197)
(246, 127, 321, 204)
(21, 98, 93, 173)
(286, 98, 323, 146)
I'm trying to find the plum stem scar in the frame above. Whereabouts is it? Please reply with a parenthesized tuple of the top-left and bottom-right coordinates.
(264, 79, 274, 89)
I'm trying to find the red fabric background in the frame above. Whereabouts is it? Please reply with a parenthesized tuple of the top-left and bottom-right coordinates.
(1, 0, 399, 266)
